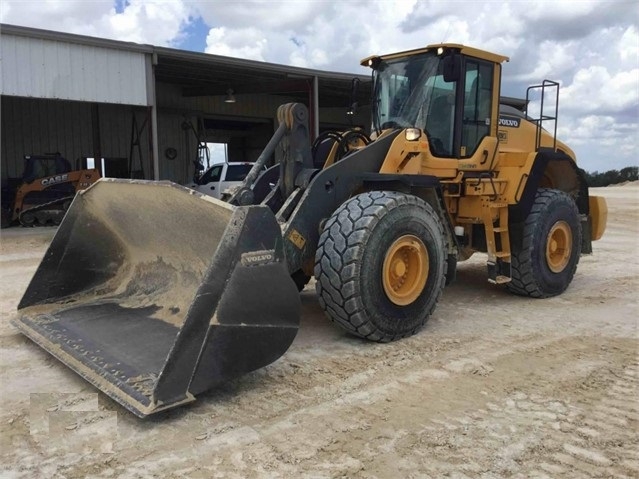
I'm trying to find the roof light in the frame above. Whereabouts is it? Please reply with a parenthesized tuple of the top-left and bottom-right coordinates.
(224, 89, 236, 103)
(367, 56, 381, 69)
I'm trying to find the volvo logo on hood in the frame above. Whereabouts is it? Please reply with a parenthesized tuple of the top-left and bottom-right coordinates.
(498, 116, 521, 128)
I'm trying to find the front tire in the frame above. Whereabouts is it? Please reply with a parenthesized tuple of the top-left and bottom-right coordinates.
(508, 188, 582, 298)
(314, 191, 446, 342)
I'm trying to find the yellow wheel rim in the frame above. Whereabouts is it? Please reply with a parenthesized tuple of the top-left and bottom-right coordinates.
(546, 221, 572, 273)
(382, 235, 429, 306)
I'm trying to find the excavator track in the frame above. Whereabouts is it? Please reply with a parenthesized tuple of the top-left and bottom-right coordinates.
(19, 196, 74, 227)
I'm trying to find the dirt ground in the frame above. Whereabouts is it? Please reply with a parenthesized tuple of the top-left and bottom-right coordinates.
(0, 184, 637, 478)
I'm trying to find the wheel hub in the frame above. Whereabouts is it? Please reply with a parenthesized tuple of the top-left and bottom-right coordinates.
(546, 220, 572, 273)
(382, 235, 428, 306)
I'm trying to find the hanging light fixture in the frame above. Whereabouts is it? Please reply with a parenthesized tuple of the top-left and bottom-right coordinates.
(225, 89, 236, 103)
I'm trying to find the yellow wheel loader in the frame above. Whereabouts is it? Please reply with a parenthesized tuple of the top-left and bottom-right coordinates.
(14, 44, 607, 417)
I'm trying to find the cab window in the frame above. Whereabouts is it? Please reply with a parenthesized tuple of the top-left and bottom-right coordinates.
(461, 60, 493, 156)
(424, 73, 456, 157)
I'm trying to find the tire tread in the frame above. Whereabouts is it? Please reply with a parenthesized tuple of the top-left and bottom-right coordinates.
(315, 191, 446, 342)
(508, 188, 581, 298)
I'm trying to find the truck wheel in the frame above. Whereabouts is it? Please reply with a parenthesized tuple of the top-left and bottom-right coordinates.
(508, 188, 582, 298)
(314, 191, 446, 342)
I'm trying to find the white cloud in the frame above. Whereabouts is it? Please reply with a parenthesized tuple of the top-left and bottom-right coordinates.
(559, 114, 638, 170)
(0, 0, 193, 47)
(190, 0, 327, 31)
(205, 27, 268, 61)
(514, 40, 578, 82)
(562, 66, 639, 115)
(619, 25, 639, 65)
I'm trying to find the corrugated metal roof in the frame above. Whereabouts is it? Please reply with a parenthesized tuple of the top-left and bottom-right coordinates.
(154, 49, 371, 108)
(0, 24, 372, 109)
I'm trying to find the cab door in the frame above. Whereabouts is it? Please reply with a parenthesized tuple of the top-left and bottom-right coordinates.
(457, 58, 499, 170)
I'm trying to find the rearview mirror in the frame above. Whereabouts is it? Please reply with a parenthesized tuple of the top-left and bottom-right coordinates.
(442, 54, 461, 83)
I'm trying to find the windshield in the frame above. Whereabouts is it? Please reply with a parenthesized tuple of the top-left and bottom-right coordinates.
(372, 52, 456, 136)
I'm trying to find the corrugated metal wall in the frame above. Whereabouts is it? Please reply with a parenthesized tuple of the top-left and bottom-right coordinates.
(157, 112, 192, 183)
(1, 34, 149, 106)
(1, 96, 150, 179)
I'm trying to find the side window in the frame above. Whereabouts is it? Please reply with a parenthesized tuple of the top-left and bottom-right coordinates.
(225, 165, 252, 181)
(461, 61, 493, 157)
(201, 165, 222, 184)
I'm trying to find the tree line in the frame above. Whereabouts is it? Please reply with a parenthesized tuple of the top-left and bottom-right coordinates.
(583, 166, 638, 187)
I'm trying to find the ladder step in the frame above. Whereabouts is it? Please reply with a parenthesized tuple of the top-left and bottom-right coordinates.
(493, 227, 508, 232)
(495, 252, 511, 258)
(494, 275, 512, 284)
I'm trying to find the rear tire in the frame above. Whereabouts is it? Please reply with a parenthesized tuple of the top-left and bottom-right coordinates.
(314, 191, 446, 342)
(508, 188, 582, 298)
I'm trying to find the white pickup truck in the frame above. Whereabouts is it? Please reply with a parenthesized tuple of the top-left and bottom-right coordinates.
(186, 162, 262, 200)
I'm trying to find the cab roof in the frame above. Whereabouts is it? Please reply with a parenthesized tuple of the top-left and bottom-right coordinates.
(360, 43, 509, 67)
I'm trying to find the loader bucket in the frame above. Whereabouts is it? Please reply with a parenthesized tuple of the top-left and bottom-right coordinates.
(13, 179, 300, 417)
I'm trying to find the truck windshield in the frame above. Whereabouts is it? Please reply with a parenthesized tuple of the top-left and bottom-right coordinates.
(372, 52, 456, 141)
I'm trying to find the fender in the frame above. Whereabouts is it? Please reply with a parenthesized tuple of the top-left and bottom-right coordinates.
(510, 147, 592, 253)
(510, 148, 589, 223)
(280, 130, 403, 275)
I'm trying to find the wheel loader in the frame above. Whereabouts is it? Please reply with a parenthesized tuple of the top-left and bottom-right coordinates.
(14, 43, 607, 417)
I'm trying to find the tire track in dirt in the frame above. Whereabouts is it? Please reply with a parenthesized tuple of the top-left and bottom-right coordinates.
(2, 335, 636, 477)
(43, 334, 634, 478)
(402, 359, 639, 478)
(539, 362, 639, 477)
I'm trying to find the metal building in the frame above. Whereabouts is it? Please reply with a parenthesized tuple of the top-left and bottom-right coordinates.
(1, 24, 371, 185)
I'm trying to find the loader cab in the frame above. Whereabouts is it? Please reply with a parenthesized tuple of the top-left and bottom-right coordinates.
(365, 44, 507, 161)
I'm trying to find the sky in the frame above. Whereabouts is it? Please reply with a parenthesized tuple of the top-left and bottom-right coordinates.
(1, 0, 637, 173)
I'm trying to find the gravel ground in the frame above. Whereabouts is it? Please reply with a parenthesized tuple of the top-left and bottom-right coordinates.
(0, 184, 637, 478)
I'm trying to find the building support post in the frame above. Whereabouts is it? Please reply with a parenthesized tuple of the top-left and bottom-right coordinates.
(146, 52, 160, 180)
(312, 75, 319, 140)
(91, 103, 102, 173)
